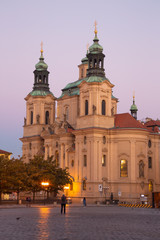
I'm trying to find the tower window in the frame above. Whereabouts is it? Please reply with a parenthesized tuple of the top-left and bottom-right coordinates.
(102, 100, 106, 115)
(89, 60, 92, 68)
(65, 107, 69, 120)
(45, 111, 49, 124)
(39, 75, 42, 82)
(102, 155, 106, 167)
(81, 69, 84, 78)
(148, 157, 152, 169)
(30, 111, 33, 125)
(120, 160, 128, 177)
(85, 100, 88, 115)
(84, 155, 87, 167)
(94, 59, 97, 68)
(84, 136, 87, 144)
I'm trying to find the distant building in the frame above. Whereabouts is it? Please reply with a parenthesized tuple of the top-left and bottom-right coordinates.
(20, 25, 160, 204)
(0, 149, 12, 159)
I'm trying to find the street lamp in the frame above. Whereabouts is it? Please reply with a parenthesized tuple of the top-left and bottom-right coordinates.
(41, 182, 49, 205)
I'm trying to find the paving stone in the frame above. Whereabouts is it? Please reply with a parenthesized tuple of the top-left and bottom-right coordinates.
(0, 205, 159, 240)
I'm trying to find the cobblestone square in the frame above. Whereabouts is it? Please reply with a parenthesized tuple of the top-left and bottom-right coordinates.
(0, 205, 160, 240)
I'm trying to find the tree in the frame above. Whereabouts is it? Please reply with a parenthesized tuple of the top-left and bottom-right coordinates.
(7, 158, 27, 204)
(25, 156, 46, 202)
(0, 156, 11, 203)
(25, 155, 72, 200)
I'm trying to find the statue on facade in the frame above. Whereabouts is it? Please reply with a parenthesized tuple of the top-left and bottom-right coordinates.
(92, 105, 96, 114)
(24, 117, 26, 125)
(36, 114, 40, 124)
(139, 160, 144, 178)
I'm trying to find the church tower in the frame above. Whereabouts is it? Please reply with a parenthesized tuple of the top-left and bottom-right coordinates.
(20, 44, 56, 162)
(76, 22, 117, 129)
(130, 94, 138, 120)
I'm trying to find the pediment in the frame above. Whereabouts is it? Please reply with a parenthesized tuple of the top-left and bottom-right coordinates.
(102, 148, 108, 152)
(82, 148, 87, 152)
(148, 150, 152, 155)
(118, 153, 130, 158)
(137, 153, 146, 159)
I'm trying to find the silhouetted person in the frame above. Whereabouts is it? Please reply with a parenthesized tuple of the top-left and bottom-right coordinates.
(83, 197, 86, 207)
(61, 194, 67, 214)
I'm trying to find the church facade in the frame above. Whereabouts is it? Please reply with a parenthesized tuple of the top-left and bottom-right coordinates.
(20, 27, 160, 204)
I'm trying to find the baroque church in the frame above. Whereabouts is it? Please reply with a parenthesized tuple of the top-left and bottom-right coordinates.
(20, 25, 160, 204)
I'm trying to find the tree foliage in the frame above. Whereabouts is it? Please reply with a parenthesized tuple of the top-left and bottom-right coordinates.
(0, 155, 72, 203)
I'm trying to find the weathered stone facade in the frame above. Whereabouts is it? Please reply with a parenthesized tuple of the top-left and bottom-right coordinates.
(20, 29, 160, 204)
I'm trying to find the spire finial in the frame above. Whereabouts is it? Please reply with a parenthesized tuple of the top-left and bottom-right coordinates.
(94, 20, 97, 34)
(41, 41, 43, 53)
(133, 91, 135, 100)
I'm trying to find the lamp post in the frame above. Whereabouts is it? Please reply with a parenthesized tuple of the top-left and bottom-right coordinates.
(41, 182, 49, 205)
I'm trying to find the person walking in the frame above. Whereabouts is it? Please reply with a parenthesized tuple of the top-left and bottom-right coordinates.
(61, 194, 67, 214)
(83, 197, 86, 207)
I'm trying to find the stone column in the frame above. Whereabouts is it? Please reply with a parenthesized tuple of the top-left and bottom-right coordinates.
(98, 140, 102, 181)
(60, 144, 63, 168)
(41, 102, 45, 124)
(33, 103, 36, 124)
(130, 139, 136, 182)
(74, 140, 79, 181)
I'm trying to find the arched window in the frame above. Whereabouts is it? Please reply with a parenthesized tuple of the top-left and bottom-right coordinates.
(71, 160, 74, 167)
(94, 59, 97, 68)
(148, 140, 152, 148)
(43, 75, 46, 83)
(84, 155, 87, 167)
(65, 107, 69, 120)
(102, 100, 106, 115)
(102, 155, 106, 166)
(30, 111, 33, 125)
(84, 136, 87, 144)
(85, 100, 88, 115)
(81, 69, 84, 78)
(39, 75, 42, 82)
(45, 111, 49, 124)
(149, 180, 153, 192)
(82, 179, 86, 190)
(89, 60, 92, 68)
(120, 160, 128, 177)
(139, 160, 144, 178)
(103, 136, 106, 144)
(148, 157, 152, 168)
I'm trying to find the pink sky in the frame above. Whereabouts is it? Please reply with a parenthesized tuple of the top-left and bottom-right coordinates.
(0, 0, 160, 157)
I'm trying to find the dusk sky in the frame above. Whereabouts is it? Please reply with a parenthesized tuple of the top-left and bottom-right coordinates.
(0, 0, 160, 157)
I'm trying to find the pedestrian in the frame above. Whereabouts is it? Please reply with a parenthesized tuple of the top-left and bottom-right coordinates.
(28, 197, 31, 207)
(26, 197, 29, 207)
(83, 197, 86, 207)
(61, 194, 67, 214)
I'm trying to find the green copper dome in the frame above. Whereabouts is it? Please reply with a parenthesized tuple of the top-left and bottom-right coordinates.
(35, 52, 48, 71)
(130, 97, 138, 111)
(130, 103, 138, 111)
(30, 90, 54, 96)
(81, 56, 88, 64)
(89, 34, 103, 54)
